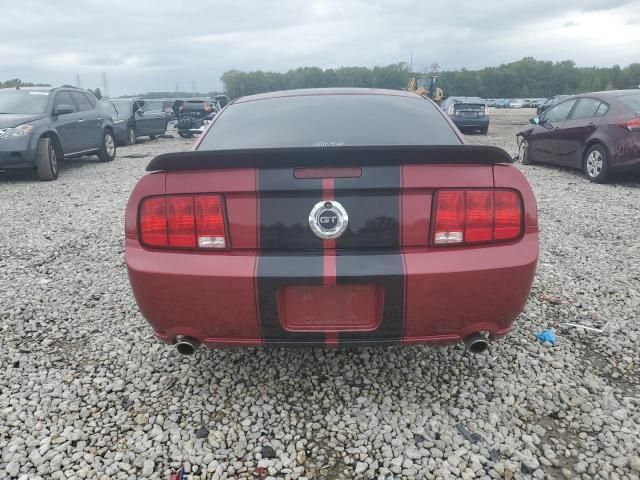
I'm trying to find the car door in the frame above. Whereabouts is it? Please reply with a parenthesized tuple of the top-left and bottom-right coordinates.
(554, 98, 605, 168)
(69, 91, 100, 151)
(530, 99, 577, 164)
(51, 91, 82, 154)
(133, 100, 152, 135)
(140, 101, 166, 134)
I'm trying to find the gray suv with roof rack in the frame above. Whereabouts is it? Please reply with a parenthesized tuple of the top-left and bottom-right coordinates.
(0, 86, 116, 181)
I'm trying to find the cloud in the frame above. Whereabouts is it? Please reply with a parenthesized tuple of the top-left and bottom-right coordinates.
(0, 0, 639, 95)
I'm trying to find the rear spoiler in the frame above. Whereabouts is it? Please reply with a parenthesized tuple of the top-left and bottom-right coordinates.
(146, 145, 513, 172)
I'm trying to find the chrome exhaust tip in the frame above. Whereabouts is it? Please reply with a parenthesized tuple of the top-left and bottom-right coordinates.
(175, 336, 200, 356)
(463, 333, 488, 354)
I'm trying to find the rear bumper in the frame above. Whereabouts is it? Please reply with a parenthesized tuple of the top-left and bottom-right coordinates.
(451, 117, 489, 130)
(126, 233, 538, 348)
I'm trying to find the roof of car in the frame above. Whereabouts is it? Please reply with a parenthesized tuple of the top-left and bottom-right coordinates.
(586, 89, 640, 98)
(234, 88, 422, 104)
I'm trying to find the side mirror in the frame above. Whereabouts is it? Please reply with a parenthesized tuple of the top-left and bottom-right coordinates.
(530, 116, 541, 125)
(54, 105, 74, 116)
(136, 109, 144, 116)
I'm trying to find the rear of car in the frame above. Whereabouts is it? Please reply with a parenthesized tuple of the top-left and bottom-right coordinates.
(176, 100, 217, 137)
(605, 91, 640, 172)
(443, 97, 490, 134)
(125, 89, 538, 352)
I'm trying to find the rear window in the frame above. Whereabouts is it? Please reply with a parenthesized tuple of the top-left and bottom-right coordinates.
(618, 94, 640, 112)
(182, 101, 208, 111)
(199, 94, 460, 150)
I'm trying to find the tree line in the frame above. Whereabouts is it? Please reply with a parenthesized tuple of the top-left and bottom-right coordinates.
(221, 57, 640, 99)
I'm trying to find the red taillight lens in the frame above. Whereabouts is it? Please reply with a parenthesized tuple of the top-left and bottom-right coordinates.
(167, 196, 196, 247)
(139, 194, 227, 249)
(619, 118, 640, 131)
(140, 197, 168, 247)
(432, 189, 522, 246)
(465, 190, 493, 242)
(494, 190, 522, 240)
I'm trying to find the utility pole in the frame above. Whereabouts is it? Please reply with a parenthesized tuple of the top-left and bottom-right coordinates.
(191, 81, 196, 96)
(75, 74, 82, 88)
(102, 72, 110, 98)
(410, 50, 413, 74)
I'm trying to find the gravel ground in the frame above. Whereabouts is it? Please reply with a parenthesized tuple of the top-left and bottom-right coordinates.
(1, 114, 639, 480)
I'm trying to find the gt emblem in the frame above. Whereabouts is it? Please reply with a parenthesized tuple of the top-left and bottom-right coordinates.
(309, 200, 349, 240)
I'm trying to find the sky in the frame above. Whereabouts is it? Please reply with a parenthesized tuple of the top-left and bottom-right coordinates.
(1, 0, 639, 96)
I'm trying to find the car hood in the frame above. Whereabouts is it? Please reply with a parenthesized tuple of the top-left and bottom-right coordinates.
(0, 113, 47, 129)
(517, 125, 536, 137)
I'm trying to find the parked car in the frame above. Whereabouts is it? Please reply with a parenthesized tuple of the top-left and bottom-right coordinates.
(536, 95, 570, 115)
(441, 96, 490, 134)
(495, 99, 510, 108)
(0, 86, 116, 181)
(125, 88, 538, 354)
(509, 99, 525, 108)
(176, 99, 218, 138)
(516, 89, 640, 182)
(101, 99, 171, 146)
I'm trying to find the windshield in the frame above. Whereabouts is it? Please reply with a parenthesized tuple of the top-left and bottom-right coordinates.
(0, 90, 50, 114)
(199, 94, 459, 150)
(109, 100, 133, 115)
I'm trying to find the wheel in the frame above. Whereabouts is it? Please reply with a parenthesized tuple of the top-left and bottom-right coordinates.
(149, 134, 157, 140)
(97, 130, 116, 162)
(35, 136, 59, 181)
(126, 126, 136, 145)
(583, 144, 609, 183)
(178, 131, 193, 139)
(519, 138, 533, 165)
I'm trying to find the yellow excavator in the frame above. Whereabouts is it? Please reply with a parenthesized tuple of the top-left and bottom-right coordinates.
(407, 74, 444, 104)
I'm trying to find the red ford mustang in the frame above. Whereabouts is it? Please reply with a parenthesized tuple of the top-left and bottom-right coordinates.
(125, 88, 538, 354)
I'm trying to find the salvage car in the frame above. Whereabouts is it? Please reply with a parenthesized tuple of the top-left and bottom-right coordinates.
(441, 96, 490, 134)
(125, 88, 538, 354)
(176, 99, 218, 138)
(516, 90, 640, 182)
(101, 99, 171, 145)
(0, 86, 116, 181)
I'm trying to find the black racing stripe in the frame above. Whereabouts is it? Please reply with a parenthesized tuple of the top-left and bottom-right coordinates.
(256, 254, 325, 345)
(257, 169, 325, 345)
(259, 169, 323, 250)
(334, 166, 401, 249)
(335, 166, 404, 345)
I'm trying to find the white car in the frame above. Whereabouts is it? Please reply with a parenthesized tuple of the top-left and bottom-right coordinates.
(509, 99, 525, 108)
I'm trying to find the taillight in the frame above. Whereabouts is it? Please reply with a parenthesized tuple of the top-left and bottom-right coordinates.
(432, 189, 523, 246)
(619, 118, 640, 131)
(139, 194, 227, 249)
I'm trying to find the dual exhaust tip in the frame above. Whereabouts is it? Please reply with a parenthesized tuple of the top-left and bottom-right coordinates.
(175, 336, 200, 356)
(463, 332, 489, 354)
(174, 333, 488, 355)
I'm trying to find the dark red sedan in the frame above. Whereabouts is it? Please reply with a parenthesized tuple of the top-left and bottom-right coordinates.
(517, 89, 640, 182)
(125, 89, 538, 354)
